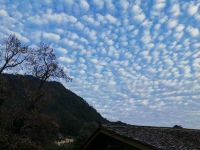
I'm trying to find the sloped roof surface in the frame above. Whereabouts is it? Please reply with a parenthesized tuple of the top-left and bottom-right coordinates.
(103, 123, 200, 150)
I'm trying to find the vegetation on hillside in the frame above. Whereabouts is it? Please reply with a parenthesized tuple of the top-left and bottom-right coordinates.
(0, 35, 105, 149)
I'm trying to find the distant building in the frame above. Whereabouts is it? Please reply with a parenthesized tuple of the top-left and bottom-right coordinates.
(55, 137, 74, 146)
(81, 123, 200, 150)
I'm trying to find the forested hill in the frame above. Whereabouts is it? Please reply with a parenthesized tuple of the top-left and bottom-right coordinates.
(1, 74, 106, 136)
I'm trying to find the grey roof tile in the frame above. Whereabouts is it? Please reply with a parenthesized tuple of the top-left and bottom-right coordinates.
(103, 123, 200, 150)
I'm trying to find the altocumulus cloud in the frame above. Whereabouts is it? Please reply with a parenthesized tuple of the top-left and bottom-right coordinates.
(0, 0, 200, 128)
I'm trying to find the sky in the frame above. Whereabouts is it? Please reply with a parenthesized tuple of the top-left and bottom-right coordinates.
(0, 0, 200, 129)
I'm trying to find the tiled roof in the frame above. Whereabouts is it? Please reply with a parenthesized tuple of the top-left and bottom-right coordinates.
(102, 123, 200, 150)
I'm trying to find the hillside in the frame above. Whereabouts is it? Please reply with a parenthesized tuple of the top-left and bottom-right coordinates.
(1, 74, 106, 137)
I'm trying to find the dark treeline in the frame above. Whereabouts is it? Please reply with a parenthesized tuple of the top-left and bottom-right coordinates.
(0, 35, 102, 149)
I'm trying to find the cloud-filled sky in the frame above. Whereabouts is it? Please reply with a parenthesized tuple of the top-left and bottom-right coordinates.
(0, 0, 200, 128)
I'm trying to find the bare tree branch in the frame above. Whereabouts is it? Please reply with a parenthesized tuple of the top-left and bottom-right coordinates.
(28, 43, 72, 89)
(0, 34, 29, 74)
(27, 42, 72, 110)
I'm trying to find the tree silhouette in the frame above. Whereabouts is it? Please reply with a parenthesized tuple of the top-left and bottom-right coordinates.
(0, 34, 29, 74)
(27, 43, 72, 111)
(29, 43, 72, 90)
(0, 35, 73, 149)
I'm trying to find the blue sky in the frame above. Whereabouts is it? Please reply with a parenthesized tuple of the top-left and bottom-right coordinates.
(0, 0, 200, 128)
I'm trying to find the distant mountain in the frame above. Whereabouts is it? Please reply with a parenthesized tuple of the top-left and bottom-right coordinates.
(1, 74, 106, 137)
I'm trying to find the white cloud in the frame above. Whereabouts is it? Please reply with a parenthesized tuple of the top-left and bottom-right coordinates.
(82, 15, 100, 26)
(105, 14, 117, 24)
(132, 4, 146, 22)
(43, 32, 60, 42)
(64, 0, 75, 6)
(66, 15, 78, 23)
(59, 56, 76, 64)
(75, 22, 85, 30)
(132, 5, 141, 14)
(63, 38, 75, 46)
(119, 0, 129, 10)
(171, 3, 181, 17)
(176, 24, 185, 32)
(105, 0, 115, 12)
(80, 0, 90, 11)
(28, 12, 77, 25)
(0, 9, 7, 17)
(194, 14, 200, 21)
(193, 58, 200, 69)
(153, 0, 166, 10)
(57, 47, 67, 54)
(187, 26, 199, 37)
(141, 99, 149, 106)
(174, 31, 184, 40)
(83, 27, 97, 40)
(93, 0, 104, 9)
(141, 30, 152, 44)
(183, 65, 192, 78)
(167, 19, 178, 29)
(134, 13, 146, 22)
(187, 4, 199, 16)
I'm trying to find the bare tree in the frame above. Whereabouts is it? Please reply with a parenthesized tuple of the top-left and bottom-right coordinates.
(29, 43, 72, 89)
(28, 43, 72, 110)
(0, 34, 29, 74)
